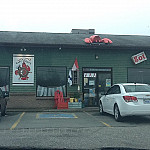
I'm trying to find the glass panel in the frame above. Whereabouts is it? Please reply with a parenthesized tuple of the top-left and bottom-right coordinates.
(83, 71, 112, 107)
(83, 73, 97, 106)
(36, 67, 67, 97)
(106, 85, 120, 94)
(98, 73, 111, 96)
(124, 85, 150, 92)
(128, 68, 150, 84)
(0, 67, 9, 92)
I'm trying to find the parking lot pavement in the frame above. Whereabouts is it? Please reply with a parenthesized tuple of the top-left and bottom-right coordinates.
(0, 112, 23, 130)
(1, 111, 150, 130)
(86, 111, 150, 127)
(7, 112, 111, 130)
(1, 111, 150, 149)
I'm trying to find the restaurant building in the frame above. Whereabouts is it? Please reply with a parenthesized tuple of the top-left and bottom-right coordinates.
(0, 29, 150, 109)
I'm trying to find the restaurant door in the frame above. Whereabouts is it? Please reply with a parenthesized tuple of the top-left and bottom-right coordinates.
(83, 69, 112, 107)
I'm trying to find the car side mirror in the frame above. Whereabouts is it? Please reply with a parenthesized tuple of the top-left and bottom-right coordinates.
(104, 92, 108, 96)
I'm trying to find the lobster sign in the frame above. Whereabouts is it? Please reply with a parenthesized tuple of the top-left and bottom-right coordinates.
(13, 54, 34, 85)
(15, 61, 31, 80)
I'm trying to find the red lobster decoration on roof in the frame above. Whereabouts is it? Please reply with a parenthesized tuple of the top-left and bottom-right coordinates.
(84, 35, 112, 44)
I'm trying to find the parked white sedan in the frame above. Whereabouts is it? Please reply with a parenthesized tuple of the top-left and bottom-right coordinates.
(99, 83, 150, 121)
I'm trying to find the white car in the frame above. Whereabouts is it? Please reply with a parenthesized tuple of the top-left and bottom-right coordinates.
(99, 83, 150, 121)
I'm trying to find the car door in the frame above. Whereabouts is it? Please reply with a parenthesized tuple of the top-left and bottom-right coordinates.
(104, 85, 121, 114)
(102, 86, 114, 112)
(107, 85, 121, 114)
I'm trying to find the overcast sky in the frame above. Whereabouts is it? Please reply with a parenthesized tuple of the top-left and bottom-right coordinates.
(0, 0, 150, 35)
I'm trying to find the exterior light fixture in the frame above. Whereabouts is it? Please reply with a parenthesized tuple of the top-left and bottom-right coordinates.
(20, 48, 27, 51)
(95, 54, 99, 60)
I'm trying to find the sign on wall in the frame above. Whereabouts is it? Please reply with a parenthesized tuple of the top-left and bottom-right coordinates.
(84, 73, 96, 78)
(131, 52, 147, 64)
(13, 54, 34, 85)
(106, 79, 111, 87)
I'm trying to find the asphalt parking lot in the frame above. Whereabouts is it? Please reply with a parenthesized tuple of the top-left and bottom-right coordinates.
(0, 111, 150, 130)
(0, 111, 150, 149)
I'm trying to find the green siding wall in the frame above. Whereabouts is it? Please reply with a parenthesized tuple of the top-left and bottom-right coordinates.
(0, 46, 150, 95)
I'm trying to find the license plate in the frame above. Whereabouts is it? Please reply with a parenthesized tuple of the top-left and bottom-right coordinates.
(143, 99, 150, 104)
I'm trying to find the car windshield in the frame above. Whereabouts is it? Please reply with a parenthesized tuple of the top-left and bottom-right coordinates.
(123, 84, 150, 92)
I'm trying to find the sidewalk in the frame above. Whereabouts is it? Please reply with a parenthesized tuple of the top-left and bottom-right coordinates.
(7, 107, 99, 112)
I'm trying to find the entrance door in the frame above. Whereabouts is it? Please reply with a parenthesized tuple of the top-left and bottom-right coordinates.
(97, 72, 112, 100)
(83, 72, 112, 107)
(83, 73, 97, 106)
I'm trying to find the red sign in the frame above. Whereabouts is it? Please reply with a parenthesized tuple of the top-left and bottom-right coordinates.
(131, 52, 147, 64)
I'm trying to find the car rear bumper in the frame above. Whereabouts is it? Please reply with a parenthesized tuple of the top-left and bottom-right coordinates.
(120, 104, 150, 117)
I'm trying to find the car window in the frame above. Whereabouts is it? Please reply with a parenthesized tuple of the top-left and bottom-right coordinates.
(123, 85, 150, 92)
(106, 85, 121, 95)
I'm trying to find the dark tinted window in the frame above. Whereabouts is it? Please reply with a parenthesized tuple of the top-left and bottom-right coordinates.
(123, 85, 150, 92)
(107, 85, 121, 95)
(36, 67, 67, 97)
(0, 67, 9, 92)
(128, 68, 150, 84)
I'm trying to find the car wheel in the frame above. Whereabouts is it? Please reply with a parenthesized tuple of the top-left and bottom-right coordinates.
(99, 102, 104, 115)
(114, 104, 122, 122)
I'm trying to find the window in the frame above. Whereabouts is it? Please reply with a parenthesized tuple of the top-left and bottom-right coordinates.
(36, 67, 67, 97)
(0, 67, 9, 92)
(128, 68, 150, 84)
(72, 70, 79, 85)
(107, 85, 121, 95)
(123, 85, 150, 92)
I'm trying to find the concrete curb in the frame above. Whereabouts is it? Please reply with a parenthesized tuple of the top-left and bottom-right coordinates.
(7, 107, 99, 112)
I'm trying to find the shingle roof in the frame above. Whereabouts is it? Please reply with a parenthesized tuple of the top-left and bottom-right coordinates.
(0, 31, 150, 48)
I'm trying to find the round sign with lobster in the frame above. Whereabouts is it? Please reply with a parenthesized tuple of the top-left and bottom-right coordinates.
(15, 58, 32, 80)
